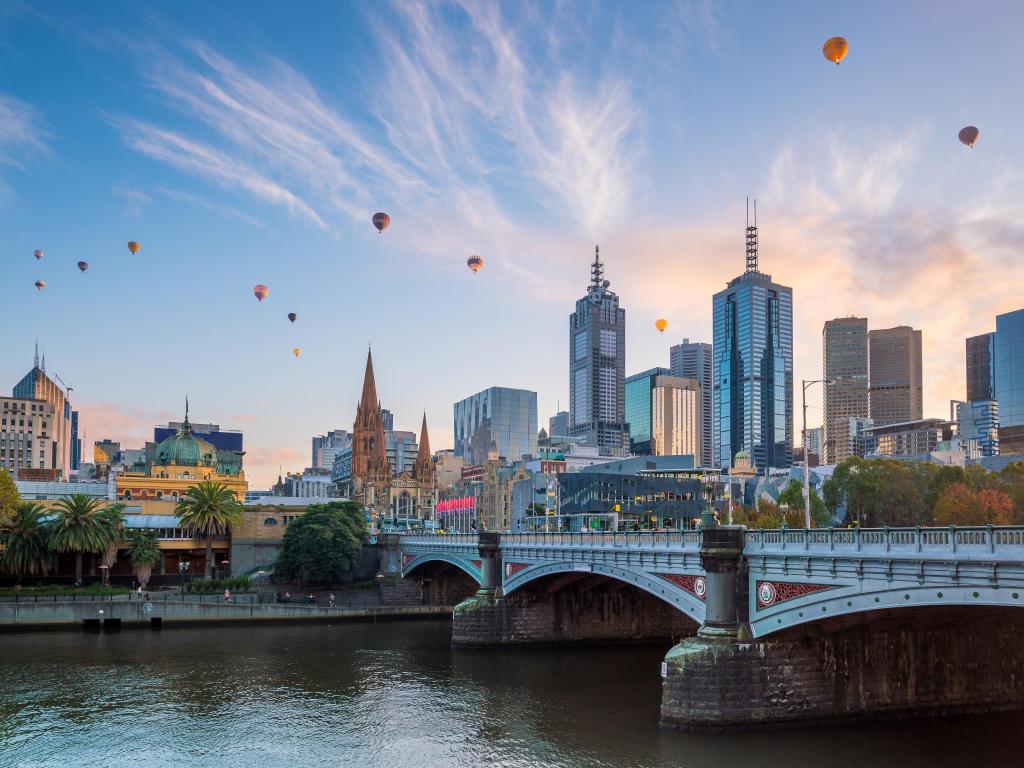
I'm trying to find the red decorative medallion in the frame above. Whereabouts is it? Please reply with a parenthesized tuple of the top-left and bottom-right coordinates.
(654, 573, 706, 601)
(504, 561, 528, 580)
(402, 553, 415, 567)
(470, 559, 481, 570)
(756, 581, 834, 609)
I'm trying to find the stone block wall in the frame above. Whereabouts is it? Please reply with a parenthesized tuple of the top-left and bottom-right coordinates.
(662, 607, 1024, 729)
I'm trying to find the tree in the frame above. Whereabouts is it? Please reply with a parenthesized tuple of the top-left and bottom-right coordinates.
(1, 502, 55, 584)
(176, 481, 243, 579)
(129, 529, 161, 589)
(50, 494, 120, 582)
(0, 469, 19, 530)
(777, 480, 831, 527)
(274, 501, 369, 586)
(98, 504, 126, 585)
(932, 483, 1014, 526)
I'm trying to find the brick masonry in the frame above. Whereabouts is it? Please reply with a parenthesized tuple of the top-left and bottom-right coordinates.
(661, 608, 1024, 730)
(452, 578, 698, 647)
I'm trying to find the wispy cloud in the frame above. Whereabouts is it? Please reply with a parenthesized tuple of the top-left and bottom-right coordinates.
(156, 186, 265, 228)
(112, 184, 151, 218)
(0, 92, 48, 198)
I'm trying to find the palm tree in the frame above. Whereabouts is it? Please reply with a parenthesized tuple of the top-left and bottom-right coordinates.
(128, 529, 161, 589)
(98, 504, 126, 585)
(176, 481, 243, 579)
(51, 494, 119, 583)
(1, 502, 55, 584)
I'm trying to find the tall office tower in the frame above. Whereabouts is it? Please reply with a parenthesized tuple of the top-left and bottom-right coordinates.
(669, 339, 713, 467)
(548, 411, 570, 440)
(454, 387, 538, 465)
(712, 202, 793, 470)
(822, 317, 869, 464)
(966, 332, 995, 401)
(625, 367, 672, 454)
(804, 426, 823, 462)
(994, 308, 1024, 453)
(70, 409, 81, 471)
(569, 246, 628, 454)
(651, 375, 702, 457)
(868, 326, 923, 426)
(11, 345, 71, 479)
(311, 429, 351, 470)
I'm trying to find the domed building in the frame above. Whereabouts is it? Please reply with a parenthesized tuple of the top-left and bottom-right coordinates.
(115, 407, 247, 503)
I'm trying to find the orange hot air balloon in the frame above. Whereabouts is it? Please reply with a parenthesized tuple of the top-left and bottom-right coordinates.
(655, 318, 668, 333)
(467, 255, 484, 274)
(958, 126, 980, 148)
(77, 261, 89, 272)
(253, 284, 269, 302)
(372, 212, 390, 233)
(33, 249, 43, 260)
(292, 347, 301, 358)
(34, 280, 46, 291)
(127, 241, 140, 254)
(822, 36, 848, 65)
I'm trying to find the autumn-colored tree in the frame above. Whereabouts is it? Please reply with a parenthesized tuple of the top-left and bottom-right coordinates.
(932, 483, 1014, 526)
(977, 488, 1014, 525)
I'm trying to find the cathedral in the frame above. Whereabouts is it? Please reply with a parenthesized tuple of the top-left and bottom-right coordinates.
(349, 349, 436, 520)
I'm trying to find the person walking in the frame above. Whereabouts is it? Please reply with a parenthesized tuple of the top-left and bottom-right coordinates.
(224, 588, 231, 603)
(329, 593, 336, 608)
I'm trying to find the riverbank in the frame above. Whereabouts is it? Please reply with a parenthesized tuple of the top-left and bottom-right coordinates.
(0, 598, 453, 632)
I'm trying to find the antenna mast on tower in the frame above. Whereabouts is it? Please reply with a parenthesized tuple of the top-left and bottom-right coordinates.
(745, 197, 759, 273)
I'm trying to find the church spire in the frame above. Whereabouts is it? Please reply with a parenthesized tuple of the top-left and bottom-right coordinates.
(360, 347, 380, 409)
(414, 411, 433, 482)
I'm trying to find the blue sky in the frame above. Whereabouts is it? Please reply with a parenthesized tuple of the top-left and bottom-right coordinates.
(2, 1, 1023, 486)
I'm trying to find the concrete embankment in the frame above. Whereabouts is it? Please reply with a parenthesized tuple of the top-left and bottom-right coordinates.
(0, 598, 453, 631)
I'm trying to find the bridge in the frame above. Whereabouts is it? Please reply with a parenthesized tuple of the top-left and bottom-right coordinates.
(387, 526, 1024, 730)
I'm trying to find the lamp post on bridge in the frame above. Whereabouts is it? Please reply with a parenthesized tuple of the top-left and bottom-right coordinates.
(801, 378, 834, 529)
(699, 472, 719, 529)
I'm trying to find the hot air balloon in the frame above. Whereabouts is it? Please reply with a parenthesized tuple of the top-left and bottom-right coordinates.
(77, 261, 89, 272)
(287, 312, 297, 323)
(33, 249, 43, 260)
(292, 347, 302, 358)
(958, 126, 980, 148)
(655, 318, 668, 333)
(822, 36, 848, 65)
(254, 284, 269, 302)
(127, 241, 140, 254)
(34, 280, 45, 291)
(372, 212, 391, 233)
(467, 255, 484, 274)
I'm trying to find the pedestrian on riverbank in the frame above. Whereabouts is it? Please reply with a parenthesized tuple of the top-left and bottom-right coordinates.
(224, 589, 231, 603)
(329, 593, 336, 608)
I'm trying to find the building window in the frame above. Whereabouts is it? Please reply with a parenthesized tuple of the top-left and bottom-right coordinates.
(263, 517, 278, 526)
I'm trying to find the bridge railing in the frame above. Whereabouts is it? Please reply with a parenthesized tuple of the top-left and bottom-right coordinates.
(745, 526, 1024, 558)
(499, 531, 702, 548)
(400, 534, 480, 546)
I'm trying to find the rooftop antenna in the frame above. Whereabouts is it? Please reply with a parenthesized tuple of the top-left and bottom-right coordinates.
(590, 244, 604, 289)
(745, 197, 758, 273)
(34, 340, 39, 369)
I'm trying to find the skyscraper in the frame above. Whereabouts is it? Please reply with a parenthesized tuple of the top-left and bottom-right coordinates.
(569, 246, 628, 455)
(994, 308, 1024, 453)
(712, 204, 793, 470)
(651, 374, 701, 458)
(12, 346, 72, 479)
(669, 339, 713, 467)
(868, 326, 923, 426)
(822, 317, 869, 464)
(966, 332, 995, 402)
(548, 411, 570, 440)
(625, 367, 671, 454)
(454, 387, 538, 465)
(311, 429, 351, 470)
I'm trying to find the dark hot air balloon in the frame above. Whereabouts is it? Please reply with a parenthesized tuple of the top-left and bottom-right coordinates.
(288, 312, 297, 323)
(34, 280, 45, 291)
(33, 249, 43, 260)
(372, 212, 390, 233)
(77, 261, 89, 272)
(958, 126, 980, 148)
(467, 255, 484, 274)
(822, 37, 848, 65)
(254, 284, 269, 302)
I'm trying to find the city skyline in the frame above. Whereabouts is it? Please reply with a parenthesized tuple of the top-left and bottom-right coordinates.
(3, 2, 1024, 486)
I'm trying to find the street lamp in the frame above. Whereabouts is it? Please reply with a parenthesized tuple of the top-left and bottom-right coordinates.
(99, 564, 109, 593)
(699, 472, 719, 529)
(178, 559, 190, 595)
(801, 378, 834, 529)
(220, 559, 230, 579)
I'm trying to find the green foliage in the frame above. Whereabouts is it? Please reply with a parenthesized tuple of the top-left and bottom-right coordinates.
(129, 529, 161, 568)
(184, 576, 252, 593)
(0, 584, 133, 597)
(0, 469, 19, 529)
(176, 481, 244, 578)
(50, 494, 122, 581)
(1, 502, 55, 581)
(274, 501, 369, 586)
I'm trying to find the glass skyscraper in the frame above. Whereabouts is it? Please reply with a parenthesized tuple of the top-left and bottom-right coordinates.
(712, 214, 793, 470)
(994, 308, 1024, 453)
(454, 387, 538, 465)
(822, 317, 869, 465)
(625, 367, 670, 455)
(669, 339, 713, 467)
(966, 332, 995, 402)
(569, 246, 628, 454)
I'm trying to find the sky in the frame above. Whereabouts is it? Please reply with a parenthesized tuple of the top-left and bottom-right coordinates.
(2, 0, 1023, 488)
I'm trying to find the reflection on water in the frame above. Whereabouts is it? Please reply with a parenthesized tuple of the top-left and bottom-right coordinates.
(1, 621, 1022, 768)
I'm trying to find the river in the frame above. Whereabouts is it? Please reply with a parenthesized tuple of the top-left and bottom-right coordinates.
(1, 620, 1021, 767)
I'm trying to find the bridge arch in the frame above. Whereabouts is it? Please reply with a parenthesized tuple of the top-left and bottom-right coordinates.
(751, 582, 1024, 637)
(504, 560, 707, 625)
(402, 552, 482, 585)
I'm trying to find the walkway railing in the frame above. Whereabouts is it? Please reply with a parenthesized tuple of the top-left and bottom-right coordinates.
(502, 530, 701, 548)
(745, 526, 1024, 558)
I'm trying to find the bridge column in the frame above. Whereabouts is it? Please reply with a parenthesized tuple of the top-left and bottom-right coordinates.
(696, 526, 744, 639)
(452, 533, 505, 647)
(476, 531, 503, 598)
(377, 533, 401, 577)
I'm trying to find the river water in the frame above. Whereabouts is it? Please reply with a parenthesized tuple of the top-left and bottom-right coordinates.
(1, 620, 1021, 768)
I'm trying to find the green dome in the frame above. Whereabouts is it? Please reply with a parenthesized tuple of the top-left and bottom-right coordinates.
(154, 421, 217, 467)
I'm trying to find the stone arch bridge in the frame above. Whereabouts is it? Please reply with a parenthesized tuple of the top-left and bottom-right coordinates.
(388, 526, 1024, 730)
